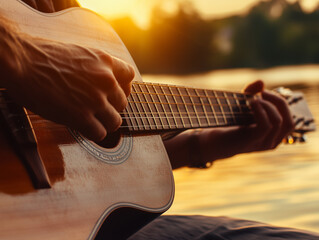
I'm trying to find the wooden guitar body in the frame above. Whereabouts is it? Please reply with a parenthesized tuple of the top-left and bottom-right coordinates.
(0, 1, 316, 239)
(0, 1, 174, 239)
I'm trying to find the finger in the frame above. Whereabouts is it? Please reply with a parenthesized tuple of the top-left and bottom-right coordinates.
(259, 100, 283, 149)
(111, 57, 135, 96)
(244, 80, 264, 94)
(90, 65, 119, 93)
(107, 85, 128, 112)
(249, 99, 272, 147)
(90, 72, 128, 112)
(95, 101, 123, 134)
(39, 99, 107, 142)
(73, 113, 107, 142)
(262, 91, 294, 145)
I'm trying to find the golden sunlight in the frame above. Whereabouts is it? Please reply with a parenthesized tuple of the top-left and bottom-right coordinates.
(77, 0, 319, 28)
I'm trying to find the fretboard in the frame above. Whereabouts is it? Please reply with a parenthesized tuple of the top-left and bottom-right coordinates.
(119, 82, 255, 133)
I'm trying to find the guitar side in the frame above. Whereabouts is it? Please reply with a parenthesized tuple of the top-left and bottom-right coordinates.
(0, 1, 174, 239)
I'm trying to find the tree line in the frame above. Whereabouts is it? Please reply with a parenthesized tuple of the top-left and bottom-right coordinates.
(109, 0, 319, 74)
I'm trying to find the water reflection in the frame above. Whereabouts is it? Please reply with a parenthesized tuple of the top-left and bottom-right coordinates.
(143, 64, 319, 232)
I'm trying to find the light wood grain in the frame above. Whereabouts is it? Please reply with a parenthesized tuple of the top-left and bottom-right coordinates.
(0, 1, 174, 239)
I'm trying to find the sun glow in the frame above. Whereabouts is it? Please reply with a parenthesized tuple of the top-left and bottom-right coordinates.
(77, 0, 319, 28)
(77, 0, 157, 28)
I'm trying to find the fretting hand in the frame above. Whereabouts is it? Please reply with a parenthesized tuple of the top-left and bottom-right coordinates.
(197, 80, 295, 161)
(164, 81, 295, 169)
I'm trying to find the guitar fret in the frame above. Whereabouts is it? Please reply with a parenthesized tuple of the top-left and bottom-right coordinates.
(144, 83, 159, 130)
(152, 85, 170, 130)
(195, 88, 209, 127)
(123, 82, 263, 132)
(122, 108, 133, 131)
(181, 87, 195, 128)
(168, 86, 184, 128)
(131, 84, 147, 130)
(232, 93, 241, 113)
(214, 91, 227, 125)
(127, 95, 139, 131)
(224, 92, 236, 124)
(161, 85, 177, 129)
(135, 84, 153, 130)
(197, 89, 210, 126)
(176, 87, 189, 128)
(204, 89, 218, 126)
(186, 87, 201, 127)
(233, 93, 245, 124)
(238, 94, 250, 113)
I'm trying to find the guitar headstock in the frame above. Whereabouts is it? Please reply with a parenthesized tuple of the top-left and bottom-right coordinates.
(274, 87, 316, 143)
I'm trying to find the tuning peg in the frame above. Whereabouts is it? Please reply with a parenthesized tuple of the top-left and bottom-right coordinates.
(298, 134, 307, 143)
(273, 87, 293, 98)
(285, 135, 295, 144)
(284, 133, 307, 144)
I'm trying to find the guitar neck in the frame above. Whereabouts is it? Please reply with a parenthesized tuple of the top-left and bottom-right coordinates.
(119, 82, 255, 133)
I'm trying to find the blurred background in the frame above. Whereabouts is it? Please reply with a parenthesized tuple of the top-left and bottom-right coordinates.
(79, 0, 319, 232)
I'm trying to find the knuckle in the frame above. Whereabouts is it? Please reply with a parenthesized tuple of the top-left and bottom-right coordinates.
(78, 109, 92, 121)
(97, 50, 112, 64)
(94, 92, 107, 109)
(107, 76, 118, 90)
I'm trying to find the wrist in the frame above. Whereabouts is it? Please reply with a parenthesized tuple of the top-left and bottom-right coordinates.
(187, 129, 213, 169)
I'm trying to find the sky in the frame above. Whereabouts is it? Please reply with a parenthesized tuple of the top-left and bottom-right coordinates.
(78, 0, 319, 28)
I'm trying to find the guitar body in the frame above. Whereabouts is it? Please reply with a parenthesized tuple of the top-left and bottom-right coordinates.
(0, 1, 174, 239)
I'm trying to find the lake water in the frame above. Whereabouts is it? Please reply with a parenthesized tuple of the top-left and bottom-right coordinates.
(143, 64, 319, 233)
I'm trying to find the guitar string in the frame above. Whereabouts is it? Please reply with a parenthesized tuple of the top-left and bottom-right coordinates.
(126, 100, 250, 109)
(27, 113, 253, 120)
(0, 89, 252, 113)
(129, 92, 251, 102)
(0, 86, 253, 131)
(13, 121, 252, 133)
(8, 111, 253, 118)
(12, 118, 253, 132)
(0, 89, 252, 102)
(130, 82, 252, 98)
(13, 114, 254, 132)
(0, 100, 251, 109)
(19, 113, 307, 132)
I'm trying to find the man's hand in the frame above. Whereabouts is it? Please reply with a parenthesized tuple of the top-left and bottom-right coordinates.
(3, 35, 135, 142)
(164, 80, 295, 169)
(198, 80, 295, 161)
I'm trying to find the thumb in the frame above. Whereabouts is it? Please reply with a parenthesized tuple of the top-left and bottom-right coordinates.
(244, 80, 264, 94)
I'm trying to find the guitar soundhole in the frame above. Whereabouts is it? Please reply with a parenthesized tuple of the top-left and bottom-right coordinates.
(96, 131, 121, 149)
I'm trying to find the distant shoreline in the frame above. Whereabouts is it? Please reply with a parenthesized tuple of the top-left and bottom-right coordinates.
(143, 64, 319, 90)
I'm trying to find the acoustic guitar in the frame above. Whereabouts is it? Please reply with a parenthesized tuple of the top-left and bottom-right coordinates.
(0, 1, 315, 239)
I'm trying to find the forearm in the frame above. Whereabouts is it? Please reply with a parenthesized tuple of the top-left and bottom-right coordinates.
(164, 127, 249, 170)
(163, 130, 194, 169)
(163, 129, 215, 170)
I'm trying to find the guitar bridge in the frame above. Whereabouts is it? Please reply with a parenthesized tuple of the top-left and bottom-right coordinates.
(0, 90, 51, 189)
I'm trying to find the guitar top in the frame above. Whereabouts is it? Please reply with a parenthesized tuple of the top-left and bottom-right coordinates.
(0, 0, 315, 240)
(0, 1, 174, 239)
